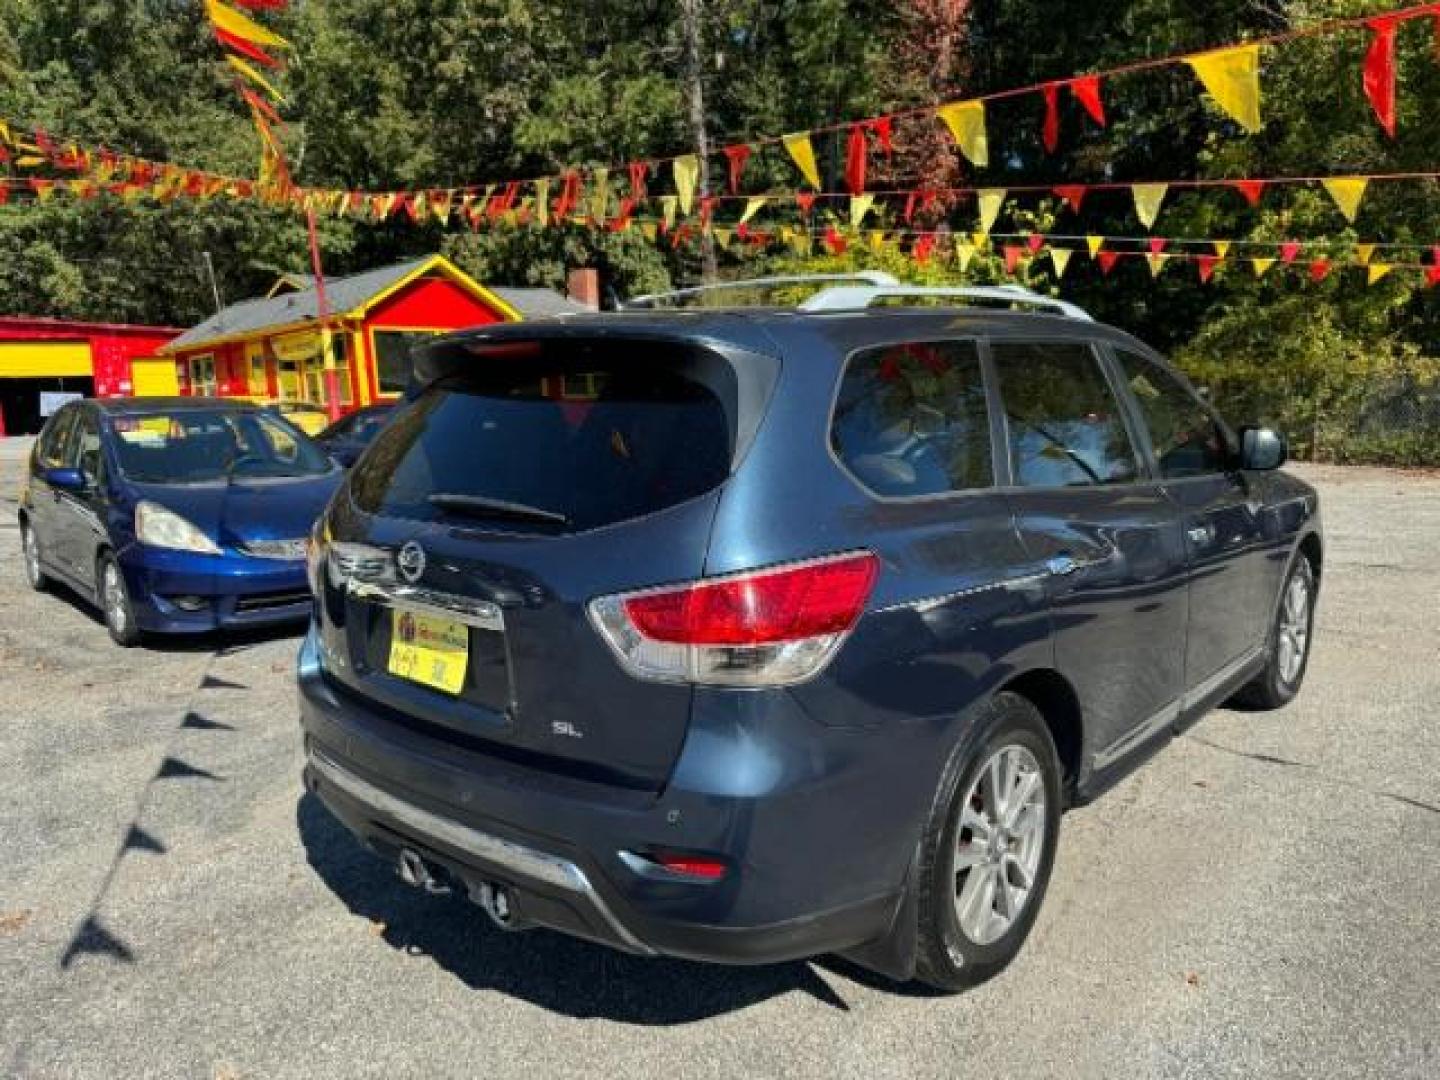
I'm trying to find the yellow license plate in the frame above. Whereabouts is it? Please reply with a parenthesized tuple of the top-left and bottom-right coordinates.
(387, 609, 469, 695)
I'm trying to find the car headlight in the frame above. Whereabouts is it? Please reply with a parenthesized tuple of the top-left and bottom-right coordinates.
(135, 500, 222, 555)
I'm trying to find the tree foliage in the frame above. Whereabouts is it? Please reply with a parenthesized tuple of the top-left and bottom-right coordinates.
(0, 1, 1437, 458)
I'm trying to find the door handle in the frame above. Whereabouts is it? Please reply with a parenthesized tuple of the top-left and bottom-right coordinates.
(1187, 524, 1213, 546)
(1046, 554, 1079, 577)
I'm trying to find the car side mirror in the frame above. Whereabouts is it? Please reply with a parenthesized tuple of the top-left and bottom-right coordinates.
(1239, 426, 1287, 471)
(44, 466, 88, 492)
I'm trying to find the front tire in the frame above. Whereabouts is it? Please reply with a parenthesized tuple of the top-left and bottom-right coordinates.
(1230, 555, 1316, 710)
(21, 519, 48, 592)
(914, 693, 1062, 991)
(99, 554, 141, 648)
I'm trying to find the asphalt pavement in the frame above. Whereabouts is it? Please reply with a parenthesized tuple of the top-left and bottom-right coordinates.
(1, 436, 1436, 1079)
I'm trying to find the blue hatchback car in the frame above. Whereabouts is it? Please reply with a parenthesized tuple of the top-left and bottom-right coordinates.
(20, 397, 341, 645)
(298, 279, 1322, 989)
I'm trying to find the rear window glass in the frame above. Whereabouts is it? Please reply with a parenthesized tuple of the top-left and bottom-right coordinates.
(350, 346, 738, 532)
(830, 340, 993, 497)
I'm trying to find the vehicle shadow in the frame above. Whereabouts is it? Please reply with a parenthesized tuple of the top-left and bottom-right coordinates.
(295, 792, 859, 1024)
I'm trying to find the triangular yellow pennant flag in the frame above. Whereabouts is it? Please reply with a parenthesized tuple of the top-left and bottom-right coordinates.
(640, 221, 659, 241)
(935, 101, 989, 167)
(977, 189, 1006, 235)
(1251, 257, 1276, 277)
(660, 195, 677, 231)
(1131, 184, 1168, 230)
(1086, 235, 1106, 257)
(740, 196, 768, 225)
(534, 179, 550, 226)
(970, 232, 990, 251)
(789, 228, 810, 256)
(1147, 253, 1169, 278)
(671, 156, 697, 215)
(1322, 177, 1368, 223)
(782, 133, 821, 189)
(712, 227, 733, 250)
(849, 193, 876, 229)
(1354, 243, 1375, 266)
(226, 55, 285, 103)
(956, 242, 977, 273)
(1213, 240, 1231, 259)
(1050, 247, 1073, 278)
(1367, 262, 1392, 285)
(205, 0, 289, 49)
(868, 230, 886, 252)
(590, 167, 610, 219)
(1185, 44, 1262, 134)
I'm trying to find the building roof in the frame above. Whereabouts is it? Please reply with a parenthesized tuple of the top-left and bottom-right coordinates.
(0, 316, 183, 338)
(163, 255, 580, 354)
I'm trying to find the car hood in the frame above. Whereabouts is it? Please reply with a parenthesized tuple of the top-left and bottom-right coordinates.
(130, 472, 342, 549)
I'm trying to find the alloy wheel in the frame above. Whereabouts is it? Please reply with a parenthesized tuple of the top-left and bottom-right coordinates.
(1277, 571, 1310, 686)
(23, 526, 41, 587)
(952, 744, 1047, 946)
(103, 563, 129, 638)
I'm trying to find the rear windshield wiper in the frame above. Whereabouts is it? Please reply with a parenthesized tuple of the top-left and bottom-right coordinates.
(427, 492, 570, 526)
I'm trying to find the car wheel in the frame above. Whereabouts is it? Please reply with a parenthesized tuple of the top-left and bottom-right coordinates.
(1230, 555, 1316, 710)
(99, 554, 141, 648)
(914, 692, 1062, 992)
(21, 519, 49, 592)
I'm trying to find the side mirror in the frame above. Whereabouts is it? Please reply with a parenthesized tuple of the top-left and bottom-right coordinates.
(1239, 426, 1287, 471)
(44, 466, 88, 492)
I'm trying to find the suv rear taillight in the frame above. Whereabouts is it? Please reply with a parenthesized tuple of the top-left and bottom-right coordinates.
(588, 551, 879, 687)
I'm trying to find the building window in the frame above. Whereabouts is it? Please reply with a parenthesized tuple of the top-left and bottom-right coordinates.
(190, 354, 217, 396)
(247, 346, 269, 397)
(373, 330, 436, 395)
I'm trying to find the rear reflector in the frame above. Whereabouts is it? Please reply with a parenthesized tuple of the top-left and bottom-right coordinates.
(654, 854, 728, 880)
(589, 551, 878, 687)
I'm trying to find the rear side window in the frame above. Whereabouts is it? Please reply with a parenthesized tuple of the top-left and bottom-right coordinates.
(991, 341, 1140, 487)
(830, 340, 993, 497)
(1114, 350, 1232, 478)
(36, 407, 78, 469)
(351, 344, 742, 532)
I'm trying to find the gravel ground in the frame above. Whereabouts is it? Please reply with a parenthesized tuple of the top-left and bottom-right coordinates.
(1, 437, 1436, 1080)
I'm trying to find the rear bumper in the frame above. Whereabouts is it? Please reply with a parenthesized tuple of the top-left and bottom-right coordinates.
(296, 627, 930, 966)
(119, 544, 312, 633)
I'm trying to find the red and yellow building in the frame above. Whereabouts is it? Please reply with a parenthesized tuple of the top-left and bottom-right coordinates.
(0, 317, 181, 436)
(161, 254, 582, 415)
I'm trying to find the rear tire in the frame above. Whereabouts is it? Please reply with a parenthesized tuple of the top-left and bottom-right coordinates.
(914, 692, 1062, 992)
(99, 553, 141, 648)
(21, 519, 49, 592)
(1230, 555, 1316, 710)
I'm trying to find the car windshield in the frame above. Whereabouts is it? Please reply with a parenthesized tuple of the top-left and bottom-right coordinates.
(109, 409, 333, 484)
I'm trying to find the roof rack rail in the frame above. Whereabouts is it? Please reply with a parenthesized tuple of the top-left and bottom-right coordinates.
(622, 272, 901, 310)
(798, 283, 1092, 320)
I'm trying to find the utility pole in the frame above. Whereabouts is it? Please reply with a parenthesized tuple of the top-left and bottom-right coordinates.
(679, 0, 717, 283)
(201, 251, 224, 318)
(306, 206, 342, 422)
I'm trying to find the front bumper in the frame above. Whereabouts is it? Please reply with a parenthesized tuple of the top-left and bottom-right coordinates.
(296, 628, 931, 966)
(120, 544, 312, 633)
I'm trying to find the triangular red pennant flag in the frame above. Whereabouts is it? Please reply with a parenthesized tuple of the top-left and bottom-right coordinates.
(0, 186, 9, 206)
(1233, 180, 1265, 206)
(1097, 250, 1120, 275)
(1309, 259, 1331, 283)
(699, 195, 717, 227)
(913, 234, 936, 265)
(903, 190, 918, 224)
(628, 161, 649, 200)
(1053, 185, 1087, 213)
(1197, 254, 1218, 283)
(1025, 233, 1045, 254)
(824, 225, 847, 255)
(1426, 265, 1440, 288)
(1070, 75, 1106, 126)
(845, 124, 867, 195)
(1041, 83, 1061, 154)
(869, 116, 893, 160)
(1004, 245, 1024, 274)
(722, 145, 750, 195)
(215, 27, 281, 68)
(553, 171, 581, 219)
(1280, 241, 1301, 264)
(1148, 237, 1168, 255)
(1363, 17, 1400, 138)
(795, 191, 816, 215)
